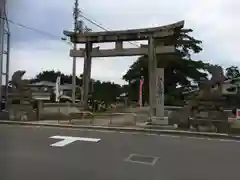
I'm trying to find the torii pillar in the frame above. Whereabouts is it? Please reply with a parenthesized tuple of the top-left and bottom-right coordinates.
(82, 42, 93, 108)
(148, 36, 165, 123)
(148, 36, 157, 117)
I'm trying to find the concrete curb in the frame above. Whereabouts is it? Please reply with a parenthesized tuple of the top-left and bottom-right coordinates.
(1, 120, 240, 140)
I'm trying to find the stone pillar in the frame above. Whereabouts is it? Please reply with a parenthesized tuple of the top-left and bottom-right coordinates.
(156, 68, 166, 123)
(148, 36, 157, 117)
(82, 42, 92, 108)
(36, 100, 43, 121)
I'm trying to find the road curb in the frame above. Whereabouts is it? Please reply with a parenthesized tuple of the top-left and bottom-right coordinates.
(1, 120, 240, 140)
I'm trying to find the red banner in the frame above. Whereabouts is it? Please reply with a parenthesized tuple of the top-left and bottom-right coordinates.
(139, 77, 144, 107)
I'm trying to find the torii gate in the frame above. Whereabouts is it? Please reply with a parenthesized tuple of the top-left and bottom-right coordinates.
(63, 20, 185, 123)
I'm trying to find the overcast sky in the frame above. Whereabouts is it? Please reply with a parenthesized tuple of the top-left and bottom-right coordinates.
(6, 0, 240, 84)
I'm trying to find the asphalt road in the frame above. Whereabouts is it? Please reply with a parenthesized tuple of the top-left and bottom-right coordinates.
(0, 125, 240, 180)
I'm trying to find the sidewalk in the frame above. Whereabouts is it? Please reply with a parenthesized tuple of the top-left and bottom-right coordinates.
(30, 118, 148, 128)
(1, 119, 240, 141)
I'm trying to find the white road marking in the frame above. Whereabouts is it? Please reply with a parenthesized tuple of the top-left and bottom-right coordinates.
(50, 135, 101, 147)
(124, 154, 159, 166)
(160, 134, 180, 138)
(50, 138, 77, 147)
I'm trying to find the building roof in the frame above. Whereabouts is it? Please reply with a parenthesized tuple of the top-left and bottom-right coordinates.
(31, 81, 79, 90)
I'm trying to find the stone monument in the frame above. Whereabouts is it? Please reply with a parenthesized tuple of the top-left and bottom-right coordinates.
(168, 64, 229, 132)
(7, 70, 37, 121)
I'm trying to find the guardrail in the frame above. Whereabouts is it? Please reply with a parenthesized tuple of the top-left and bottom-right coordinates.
(68, 111, 94, 124)
(62, 112, 169, 126)
(107, 112, 138, 125)
(43, 103, 84, 108)
(53, 111, 142, 126)
(39, 104, 236, 127)
(165, 105, 233, 112)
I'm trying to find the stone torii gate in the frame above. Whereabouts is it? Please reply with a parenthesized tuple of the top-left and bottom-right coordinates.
(63, 20, 184, 122)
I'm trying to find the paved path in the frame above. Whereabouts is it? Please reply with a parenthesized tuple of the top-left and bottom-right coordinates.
(0, 124, 240, 180)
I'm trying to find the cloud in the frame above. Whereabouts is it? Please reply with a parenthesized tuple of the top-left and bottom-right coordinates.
(10, 39, 135, 84)
(6, 0, 240, 85)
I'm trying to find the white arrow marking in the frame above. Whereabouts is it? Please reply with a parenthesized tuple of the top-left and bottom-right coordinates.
(50, 135, 101, 147)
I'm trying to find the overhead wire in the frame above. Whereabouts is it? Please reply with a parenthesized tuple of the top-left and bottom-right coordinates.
(1, 11, 141, 48)
(0, 16, 73, 46)
(79, 11, 141, 47)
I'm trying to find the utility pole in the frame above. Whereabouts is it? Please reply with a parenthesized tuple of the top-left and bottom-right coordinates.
(71, 0, 91, 105)
(0, 1, 4, 105)
(0, 0, 9, 110)
(72, 0, 79, 103)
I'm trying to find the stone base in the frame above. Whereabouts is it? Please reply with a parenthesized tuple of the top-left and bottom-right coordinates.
(40, 105, 89, 121)
(0, 111, 9, 120)
(149, 116, 169, 125)
(9, 110, 37, 121)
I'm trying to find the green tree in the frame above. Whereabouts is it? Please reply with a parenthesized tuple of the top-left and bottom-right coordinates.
(226, 66, 240, 79)
(93, 80, 121, 104)
(32, 70, 122, 104)
(123, 28, 208, 104)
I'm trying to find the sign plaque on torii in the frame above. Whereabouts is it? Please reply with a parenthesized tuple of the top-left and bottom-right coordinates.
(63, 20, 184, 122)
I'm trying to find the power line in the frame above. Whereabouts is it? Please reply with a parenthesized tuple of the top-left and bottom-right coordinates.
(80, 12, 141, 47)
(0, 12, 141, 48)
(80, 12, 109, 31)
(0, 16, 72, 46)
